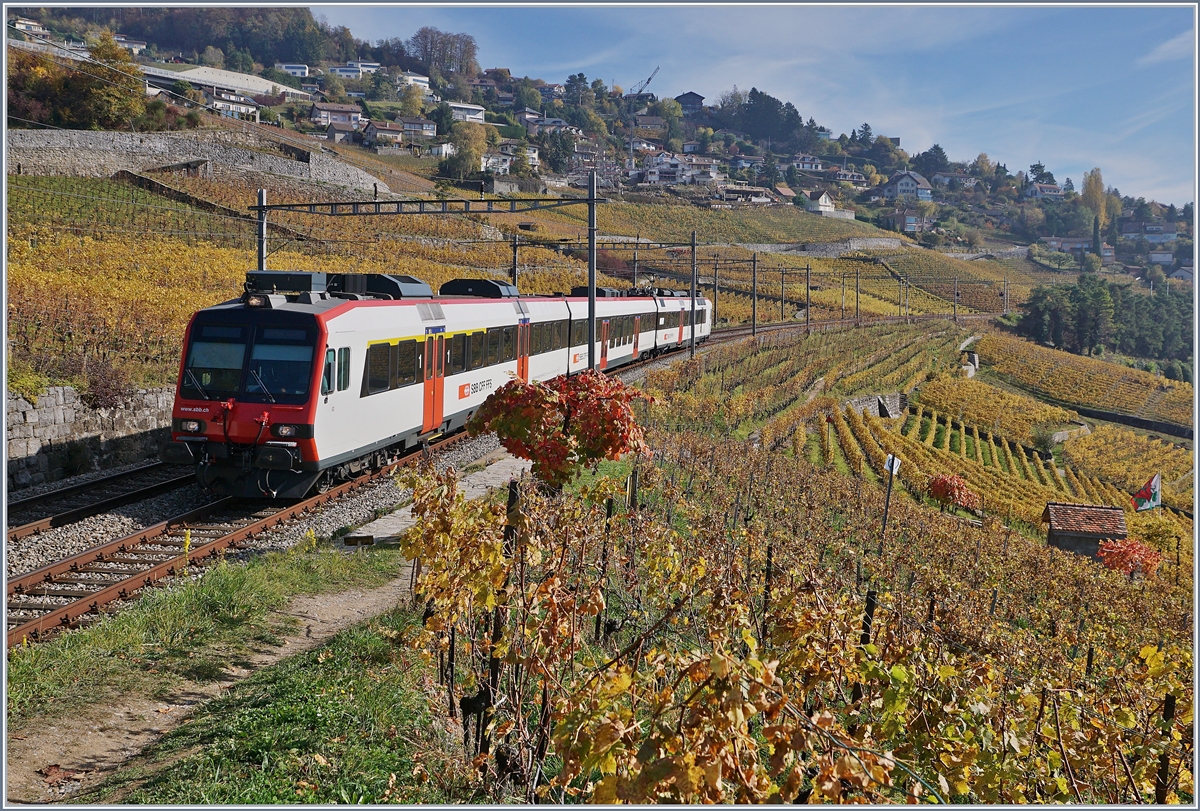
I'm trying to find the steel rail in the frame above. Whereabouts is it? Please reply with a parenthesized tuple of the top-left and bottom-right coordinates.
(6, 433, 466, 648)
(7, 463, 171, 513)
(7, 472, 197, 543)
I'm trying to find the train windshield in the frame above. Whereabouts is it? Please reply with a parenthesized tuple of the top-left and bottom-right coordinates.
(245, 327, 315, 403)
(181, 324, 247, 400)
(181, 323, 315, 404)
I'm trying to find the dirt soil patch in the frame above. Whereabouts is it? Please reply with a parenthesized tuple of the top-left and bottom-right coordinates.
(5, 570, 415, 804)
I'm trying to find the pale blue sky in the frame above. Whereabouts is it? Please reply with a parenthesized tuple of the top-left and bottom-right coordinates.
(313, 4, 1197, 206)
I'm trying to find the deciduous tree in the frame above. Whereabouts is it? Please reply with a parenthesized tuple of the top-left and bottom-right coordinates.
(1080, 168, 1107, 227)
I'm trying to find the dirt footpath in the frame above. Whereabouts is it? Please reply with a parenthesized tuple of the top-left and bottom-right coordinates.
(5, 453, 530, 804)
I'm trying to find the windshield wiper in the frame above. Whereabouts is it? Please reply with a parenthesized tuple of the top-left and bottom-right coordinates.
(185, 368, 211, 400)
(250, 368, 277, 403)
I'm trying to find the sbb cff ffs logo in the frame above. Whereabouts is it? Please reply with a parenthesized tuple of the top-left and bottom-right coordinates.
(459, 379, 494, 399)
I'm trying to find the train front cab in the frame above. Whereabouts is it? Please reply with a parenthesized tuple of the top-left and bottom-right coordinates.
(162, 305, 328, 498)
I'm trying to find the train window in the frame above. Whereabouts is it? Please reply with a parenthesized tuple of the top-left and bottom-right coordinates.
(470, 332, 485, 369)
(531, 323, 543, 355)
(502, 326, 516, 362)
(337, 348, 350, 391)
(183, 324, 247, 400)
(363, 343, 391, 395)
(424, 340, 434, 381)
(396, 341, 418, 387)
(322, 349, 335, 394)
(450, 333, 466, 373)
(570, 319, 585, 347)
(248, 326, 316, 402)
(556, 320, 567, 350)
(488, 329, 501, 365)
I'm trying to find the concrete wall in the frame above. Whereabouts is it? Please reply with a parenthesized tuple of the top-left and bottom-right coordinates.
(7, 130, 381, 194)
(6, 387, 175, 491)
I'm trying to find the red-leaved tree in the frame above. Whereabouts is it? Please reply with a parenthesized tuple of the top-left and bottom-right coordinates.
(1098, 538, 1163, 577)
(467, 370, 652, 489)
(928, 473, 982, 512)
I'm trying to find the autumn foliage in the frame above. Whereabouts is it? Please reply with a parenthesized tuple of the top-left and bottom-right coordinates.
(927, 473, 982, 512)
(466, 369, 652, 489)
(1098, 537, 1163, 577)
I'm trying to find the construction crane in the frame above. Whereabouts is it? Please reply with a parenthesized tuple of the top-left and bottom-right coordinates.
(628, 66, 659, 97)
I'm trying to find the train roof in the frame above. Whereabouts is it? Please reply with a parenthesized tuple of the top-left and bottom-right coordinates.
(199, 272, 705, 318)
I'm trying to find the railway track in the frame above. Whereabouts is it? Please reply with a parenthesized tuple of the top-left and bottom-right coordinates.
(6, 433, 466, 648)
(6, 463, 196, 545)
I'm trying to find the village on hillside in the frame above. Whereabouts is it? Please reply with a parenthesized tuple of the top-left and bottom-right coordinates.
(7, 11, 1194, 287)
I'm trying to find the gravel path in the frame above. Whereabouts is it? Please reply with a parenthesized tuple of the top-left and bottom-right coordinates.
(5, 433, 501, 579)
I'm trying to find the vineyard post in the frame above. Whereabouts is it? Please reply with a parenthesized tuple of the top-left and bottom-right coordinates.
(953, 277, 959, 323)
(780, 269, 785, 321)
(751, 252, 758, 336)
(689, 230, 697, 359)
(632, 240, 639, 288)
(1154, 693, 1177, 803)
(256, 188, 267, 272)
(588, 170, 598, 370)
(898, 277, 902, 317)
(841, 273, 846, 322)
(880, 454, 900, 550)
(805, 264, 811, 335)
(856, 266, 861, 324)
(511, 233, 519, 286)
(1003, 277, 1008, 315)
(713, 257, 719, 327)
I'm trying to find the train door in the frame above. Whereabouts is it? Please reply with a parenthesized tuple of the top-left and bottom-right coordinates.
(422, 333, 445, 433)
(517, 321, 530, 382)
(599, 320, 609, 370)
(676, 307, 684, 344)
(632, 316, 641, 360)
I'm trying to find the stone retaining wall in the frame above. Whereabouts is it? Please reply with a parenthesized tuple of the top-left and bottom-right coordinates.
(6, 387, 175, 491)
(843, 392, 906, 418)
(735, 237, 904, 257)
(7, 130, 380, 194)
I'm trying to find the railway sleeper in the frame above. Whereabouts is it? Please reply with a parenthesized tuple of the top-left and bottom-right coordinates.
(101, 554, 173, 565)
(24, 586, 105, 598)
(48, 574, 127, 585)
(8, 597, 75, 610)
(78, 565, 151, 575)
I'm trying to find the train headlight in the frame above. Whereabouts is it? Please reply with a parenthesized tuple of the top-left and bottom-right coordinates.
(181, 419, 203, 433)
(246, 294, 269, 307)
(275, 424, 298, 438)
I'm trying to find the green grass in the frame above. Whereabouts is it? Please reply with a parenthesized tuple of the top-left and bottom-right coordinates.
(918, 416, 933, 443)
(6, 537, 406, 729)
(74, 607, 463, 805)
(804, 430, 823, 467)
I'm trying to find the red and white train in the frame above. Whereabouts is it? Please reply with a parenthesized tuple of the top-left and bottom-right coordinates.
(162, 271, 711, 497)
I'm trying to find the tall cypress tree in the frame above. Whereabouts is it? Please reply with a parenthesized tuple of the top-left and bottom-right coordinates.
(1092, 215, 1101, 255)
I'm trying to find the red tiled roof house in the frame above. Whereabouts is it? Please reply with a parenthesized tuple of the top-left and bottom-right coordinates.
(1042, 502, 1128, 560)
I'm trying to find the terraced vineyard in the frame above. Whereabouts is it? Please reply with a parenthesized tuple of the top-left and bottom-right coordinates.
(916, 374, 1078, 444)
(1063, 425, 1194, 512)
(977, 333, 1194, 429)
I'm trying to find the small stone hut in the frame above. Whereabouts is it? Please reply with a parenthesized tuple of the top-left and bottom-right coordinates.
(1042, 502, 1128, 560)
